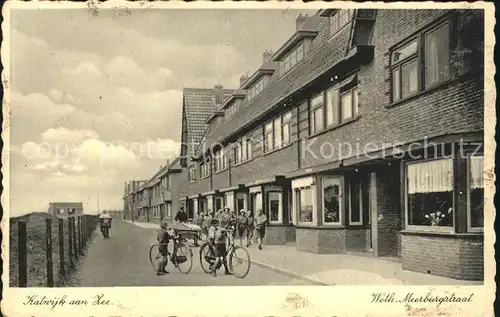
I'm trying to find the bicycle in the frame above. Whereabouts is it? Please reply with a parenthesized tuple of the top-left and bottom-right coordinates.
(199, 227, 251, 279)
(149, 230, 193, 274)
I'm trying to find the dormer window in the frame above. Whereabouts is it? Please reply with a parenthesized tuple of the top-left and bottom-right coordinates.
(248, 76, 269, 101)
(279, 42, 304, 75)
(329, 9, 354, 37)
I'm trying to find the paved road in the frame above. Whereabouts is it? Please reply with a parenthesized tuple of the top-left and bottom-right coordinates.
(70, 218, 308, 286)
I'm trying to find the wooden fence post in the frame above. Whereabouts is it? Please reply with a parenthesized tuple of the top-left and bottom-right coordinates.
(45, 218, 54, 287)
(68, 217, 73, 268)
(72, 217, 79, 260)
(18, 221, 27, 287)
(78, 216, 84, 255)
(58, 218, 65, 276)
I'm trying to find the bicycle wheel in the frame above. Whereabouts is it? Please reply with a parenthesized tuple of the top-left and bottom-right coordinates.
(149, 244, 167, 272)
(199, 242, 216, 274)
(173, 243, 193, 274)
(228, 246, 250, 279)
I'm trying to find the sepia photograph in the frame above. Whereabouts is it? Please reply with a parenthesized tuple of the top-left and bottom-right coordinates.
(1, 1, 495, 316)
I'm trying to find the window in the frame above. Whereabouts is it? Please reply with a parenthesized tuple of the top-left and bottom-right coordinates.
(348, 175, 369, 225)
(322, 178, 342, 224)
(312, 79, 359, 135)
(406, 159, 453, 228)
(329, 9, 354, 37)
(391, 22, 450, 102)
(248, 77, 268, 101)
(234, 136, 253, 164)
(200, 159, 211, 178)
(267, 191, 282, 223)
(296, 187, 313, 223)
(188, 165, 196, 182)
(215, 197, 224, 211)
(282, 111, 292, 146)
(252, 192, 263, 215)
(468, 156, 483, 231)
(58, 208, 65, 214)
(214, 148, 227, 172)
(263, 111, 293, 153)
(279, 42, 305, 75)
(264, 122, 274, 152)
(309, 92, 324, 135)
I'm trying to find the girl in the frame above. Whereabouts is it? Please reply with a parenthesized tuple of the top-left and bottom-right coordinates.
(246, 210, 254, 247)
(254, 210, 267, 250)
(236, 209, 247, 246)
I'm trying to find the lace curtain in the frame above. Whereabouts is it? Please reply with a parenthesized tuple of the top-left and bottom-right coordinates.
(470, 156, 484, 189)
(407, 159, 453, 194)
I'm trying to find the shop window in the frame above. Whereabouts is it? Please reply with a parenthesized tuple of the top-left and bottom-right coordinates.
(391, 21, 450, 102)
(468, 156, 484, 231)
(322, 177, 343, 225)
(296, 186, 313, 223)
(406, 158, 454, 229)
(267, 191, 282, 223)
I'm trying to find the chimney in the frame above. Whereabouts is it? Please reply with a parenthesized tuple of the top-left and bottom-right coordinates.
(239, 73, 249, 87)
(296, 14, 308, 31)
(262, 50, 273, 63)
(214, 85, 224, 105)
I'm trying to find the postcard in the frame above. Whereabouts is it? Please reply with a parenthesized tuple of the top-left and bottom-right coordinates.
(1, 1, 495, 316)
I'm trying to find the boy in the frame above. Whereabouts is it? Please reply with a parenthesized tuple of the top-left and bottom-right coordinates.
(207, 219, 231, 276)
(156, 222, 176, 275)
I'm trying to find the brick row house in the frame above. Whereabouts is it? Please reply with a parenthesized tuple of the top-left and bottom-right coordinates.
(123, 157, 184, 223)
(180, 9, 484, 281)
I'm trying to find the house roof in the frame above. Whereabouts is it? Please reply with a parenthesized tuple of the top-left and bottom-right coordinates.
(181, 88, 235, 160)
(201, 11, 354, 149)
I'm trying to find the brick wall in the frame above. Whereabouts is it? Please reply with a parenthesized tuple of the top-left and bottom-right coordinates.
(213, 169, 230, 190)
(300, 9, 483, 169)
(231, 142, 299, 185)
(401, 233, 483, 280)
(373, 165, 401, 257)
(296, 228, 370, 254)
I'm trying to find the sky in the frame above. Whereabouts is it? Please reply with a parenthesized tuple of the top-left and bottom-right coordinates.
(8, 8, 316, 216)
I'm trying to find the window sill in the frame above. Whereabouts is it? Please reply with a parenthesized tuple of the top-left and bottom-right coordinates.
(308, 115, 361, 139)
(214, 168, 228, 175)
(400, 229, 483, 239)
(385, 74, 475, 109)
(263, 142, 293, 157)
(296, 225, 347, 230)
(233, 158, 253, 167)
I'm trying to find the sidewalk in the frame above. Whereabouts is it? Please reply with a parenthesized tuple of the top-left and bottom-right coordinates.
(124, 221, 482, 285)
(124, 220, 160, 229)
(246, 245, 483, 286)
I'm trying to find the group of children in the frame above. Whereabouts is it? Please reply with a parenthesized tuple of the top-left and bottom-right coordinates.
(196, 208, 267, 250)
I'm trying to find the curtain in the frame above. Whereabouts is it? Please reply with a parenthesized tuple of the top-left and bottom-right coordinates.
(470, 156, 484, 189)
(426, 33, 440, 85)
(407, 159, 453, 194)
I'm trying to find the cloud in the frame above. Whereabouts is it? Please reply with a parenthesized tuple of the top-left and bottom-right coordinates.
(42, 127, 99, 143)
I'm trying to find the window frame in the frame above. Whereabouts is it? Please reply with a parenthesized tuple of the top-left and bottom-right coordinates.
(295, 186, 315, 225)
(200, 158, 211, 179)
(321, 177, 344, 226)
(188, 165, 196, 182)
(279, 42, 305, 75)
(390, 19, 452, 103)
(466, 155, 484, 233)
(263, 110, 293, 153)
(404, 157, 455, 233)
(311, 79, 359, 135)
(267, 190, 283, 224)
(329, 9, 354, 38)
(348, 176, 364, 226)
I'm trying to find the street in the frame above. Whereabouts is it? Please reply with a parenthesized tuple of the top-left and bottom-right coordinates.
(69, 218, 309, 286)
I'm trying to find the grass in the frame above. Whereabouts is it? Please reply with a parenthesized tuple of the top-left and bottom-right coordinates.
(9, 212, 98, 287)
